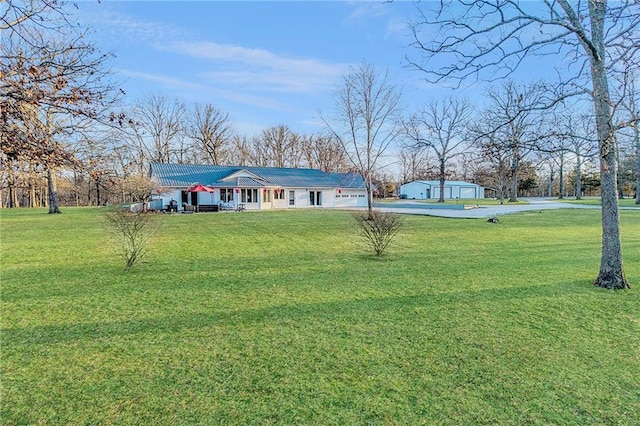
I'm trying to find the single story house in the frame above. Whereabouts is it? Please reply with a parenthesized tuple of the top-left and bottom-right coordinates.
(399, 180, 485, 200)
(149, 163, 368, 211)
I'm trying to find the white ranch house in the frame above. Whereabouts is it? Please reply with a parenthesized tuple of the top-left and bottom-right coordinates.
(399, 180, 485, 200)
(149, 163, 368, 212)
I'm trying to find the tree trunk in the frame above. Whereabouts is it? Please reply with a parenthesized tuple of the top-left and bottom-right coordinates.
(438, 157, 446, 202)
(589, 1, 628, 289)
(74, 170, 80, 207)
(635, 125, 639, 205)
(558, 152, 564, 199)
(575, 160, 583, 200)
(368, 173, 375, 218)
(47, 168, 61, 214)
(615, 140, 624, 199)
(508, 148, 518, 202)
(95, 178, 101, 206)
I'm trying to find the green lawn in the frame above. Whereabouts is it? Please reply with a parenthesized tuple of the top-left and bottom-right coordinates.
(1, 207, 639, 424)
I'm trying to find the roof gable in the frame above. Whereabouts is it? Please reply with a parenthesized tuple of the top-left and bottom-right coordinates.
(221, 169, 267, 183)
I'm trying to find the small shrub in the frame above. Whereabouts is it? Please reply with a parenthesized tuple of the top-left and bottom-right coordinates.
(105, 207, 157, 268)
(353, 210, 402, 256)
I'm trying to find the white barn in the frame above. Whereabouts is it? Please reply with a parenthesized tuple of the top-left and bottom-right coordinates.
(399, 180, 485, 200)
(149, 163, 369, 211)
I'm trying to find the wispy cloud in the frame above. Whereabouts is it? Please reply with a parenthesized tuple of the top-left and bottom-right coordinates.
(162, 41, 349, 94)
(345, 2, 389, 23)
(120, 70, 294, 111)
(76, 5, 188, 47)
(345, 1, 411, 41)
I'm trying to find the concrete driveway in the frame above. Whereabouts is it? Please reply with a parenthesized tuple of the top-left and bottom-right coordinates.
(371, 198, 620, 219)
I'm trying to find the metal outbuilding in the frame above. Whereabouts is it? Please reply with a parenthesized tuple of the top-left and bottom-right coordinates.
(399, 180, 485, 200)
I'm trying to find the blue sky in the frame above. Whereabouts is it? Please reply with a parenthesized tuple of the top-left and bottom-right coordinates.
(72, 1, 454, 136)
(73, 1, 560, 138)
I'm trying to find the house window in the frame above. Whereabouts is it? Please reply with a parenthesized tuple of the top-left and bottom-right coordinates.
(263, 189, 272, 202)
(220, 188, 234, 202)
(289, 190, 295, 206)
(241, 188, 258, 203)
(275, 189, 285, 200)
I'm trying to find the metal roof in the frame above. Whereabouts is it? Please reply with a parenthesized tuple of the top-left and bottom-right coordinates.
(404, 180, 483, 187)
(150, 163, 366, 189)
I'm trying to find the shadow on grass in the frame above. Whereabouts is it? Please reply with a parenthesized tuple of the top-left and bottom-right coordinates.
(3, 280, 599, 346)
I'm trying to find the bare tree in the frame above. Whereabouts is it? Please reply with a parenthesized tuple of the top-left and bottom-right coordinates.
(127, 94, 186, 170)
(615, 72, 640, 204)
(322, 61, 404, 217)
(300, 134, 349, 172)
(353, 210, 402, 257)
(251, 125, 303, 168)
(405, 98, 472, 202)
(408, 1, 637, 288)
(474, 129, 511, 204)
(229, 135, 252, 166)
(398, 146, 432, 184)
(1, 2, 120, 214)
(187, 103, 233, 165)
(552, 113, 598, 199)
(105, 207, 157, 269)
(481, 81, 549, 202)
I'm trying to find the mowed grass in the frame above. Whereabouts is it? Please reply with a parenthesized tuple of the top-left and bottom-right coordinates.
(1, 207, 639, 425)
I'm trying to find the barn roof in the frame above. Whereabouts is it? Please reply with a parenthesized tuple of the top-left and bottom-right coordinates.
(150, 163, 366, 189)
(403, 180, 483, 187)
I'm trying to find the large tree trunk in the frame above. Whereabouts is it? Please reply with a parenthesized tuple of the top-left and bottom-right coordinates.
(589, 1, 628, 289)
(47, 168, 61, 214)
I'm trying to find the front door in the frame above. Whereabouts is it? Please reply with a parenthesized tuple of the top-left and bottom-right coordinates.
(309, 191, 322, 207)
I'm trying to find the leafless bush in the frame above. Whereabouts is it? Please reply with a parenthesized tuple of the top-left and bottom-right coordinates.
(105, 207, 157, 268)
(353, 210, 402, 256)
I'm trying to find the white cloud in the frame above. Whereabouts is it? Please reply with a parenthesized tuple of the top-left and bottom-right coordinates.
(76, 5, 188, 47)
(162, 41, 349, 94)
(344, 2, 389, 23)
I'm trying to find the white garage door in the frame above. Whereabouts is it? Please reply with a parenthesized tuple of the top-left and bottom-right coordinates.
(460, 187, 476, 198)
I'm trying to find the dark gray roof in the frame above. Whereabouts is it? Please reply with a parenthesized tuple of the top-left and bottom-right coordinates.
(150, 163, 366, 189)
